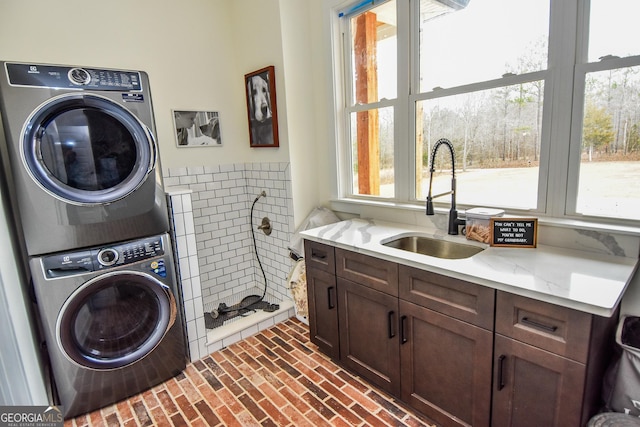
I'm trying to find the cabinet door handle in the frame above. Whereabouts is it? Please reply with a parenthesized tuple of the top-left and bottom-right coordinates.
(521, 317, 558, 333)
(400, 315, 408, 344)
(388, 311, 396, 338)
(497, 355, 506, 391)
(311, 251, 327, 260)
(327, 286, 335, 309)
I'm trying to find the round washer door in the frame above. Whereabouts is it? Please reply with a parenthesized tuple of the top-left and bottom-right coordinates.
(57, 271, 177, 370)
(21, 93, 156, 205)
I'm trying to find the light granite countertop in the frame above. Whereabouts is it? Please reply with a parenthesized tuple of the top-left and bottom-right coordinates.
(300, 218, 639, 317)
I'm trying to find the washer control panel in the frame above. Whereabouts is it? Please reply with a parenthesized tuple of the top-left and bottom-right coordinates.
(42, 235, 165, 278)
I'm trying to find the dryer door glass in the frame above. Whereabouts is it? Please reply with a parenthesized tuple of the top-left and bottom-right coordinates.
(41, 108, 137, 191)
(58, 272, 175, 370)
(22, 94, 155, 205)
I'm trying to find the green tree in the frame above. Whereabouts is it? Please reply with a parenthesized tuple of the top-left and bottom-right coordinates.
(583, 102, 614, 161)
(627, 122, 640, 153)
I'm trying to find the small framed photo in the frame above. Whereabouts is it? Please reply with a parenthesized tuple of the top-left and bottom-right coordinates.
(245, 66, 279, 148)
(173, 110, 222, 147)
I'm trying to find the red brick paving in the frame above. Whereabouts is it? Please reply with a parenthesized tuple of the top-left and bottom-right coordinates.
(65, 318, 436, 427)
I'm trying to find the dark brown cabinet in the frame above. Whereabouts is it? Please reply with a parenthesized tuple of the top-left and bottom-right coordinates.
(492, 291, 618, 427)
(338, 278, 400, 395)
(307, 267, 340, 359)
(304, 240, 618, 427)
(305, 241, 339, 359)
(335, 248, 400, 394)
(399, 265, 495, 427)
(492, 334, 585, 427)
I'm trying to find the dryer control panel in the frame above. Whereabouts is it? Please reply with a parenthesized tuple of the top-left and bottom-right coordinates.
(42, 235, 165, 279)
(5, 62, 143, 91)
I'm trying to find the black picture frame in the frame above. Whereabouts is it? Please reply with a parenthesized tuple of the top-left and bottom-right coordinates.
(245, 66, 279, 148)
(173, 110, 222, 147)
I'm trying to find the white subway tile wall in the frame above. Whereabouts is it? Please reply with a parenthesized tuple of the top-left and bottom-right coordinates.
(166, 188, 206, 361)
(164, 162, 297, 358)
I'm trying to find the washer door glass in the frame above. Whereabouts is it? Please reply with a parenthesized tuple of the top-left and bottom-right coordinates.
(58, 271, 176, 370)
(22, 94, 155, 205)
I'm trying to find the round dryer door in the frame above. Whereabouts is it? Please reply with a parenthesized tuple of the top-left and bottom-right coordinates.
(57, 271, 177, 370)
(21, 93, 156, 205)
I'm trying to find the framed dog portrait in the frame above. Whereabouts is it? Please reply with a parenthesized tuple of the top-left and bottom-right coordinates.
(245, 66, 279, 148)
(173, 110, 222, 147)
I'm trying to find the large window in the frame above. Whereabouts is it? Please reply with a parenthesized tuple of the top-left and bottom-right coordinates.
(338, 0, 640, 223)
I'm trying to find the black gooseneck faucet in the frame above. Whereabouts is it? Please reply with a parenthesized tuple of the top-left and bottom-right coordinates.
(425, 138, 466, 235)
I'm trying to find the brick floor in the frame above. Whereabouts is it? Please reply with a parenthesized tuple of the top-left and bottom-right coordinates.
(65, 317, 436, 427)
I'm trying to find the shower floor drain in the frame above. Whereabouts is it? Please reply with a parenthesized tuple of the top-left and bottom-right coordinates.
(205, 300, 278, 329)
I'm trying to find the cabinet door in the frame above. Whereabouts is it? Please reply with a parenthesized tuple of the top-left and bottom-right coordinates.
(338, 278, 400, 396)
(307, 267, 340, 359)
(492, 334, 585, 427)
(400, 300, 493, 427)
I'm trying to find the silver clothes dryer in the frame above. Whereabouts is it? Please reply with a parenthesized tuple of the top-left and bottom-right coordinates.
(0, 62, 169, 255)
(30, 233, 187, 419)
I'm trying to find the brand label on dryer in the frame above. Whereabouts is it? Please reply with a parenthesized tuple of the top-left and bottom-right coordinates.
(122, 93, 144, 102)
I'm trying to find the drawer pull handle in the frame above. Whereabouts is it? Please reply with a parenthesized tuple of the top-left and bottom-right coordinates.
(311, 251, 327, 260)
(400, 315, 408, 344)
(521, 317, 558, 333)
(497, 355, 506, 391)
(388, 311, 396, 339)
(327, 286, 335, 310)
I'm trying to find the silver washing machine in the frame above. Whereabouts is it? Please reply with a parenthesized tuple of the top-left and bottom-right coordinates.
(30, 233, 187, 419)
(0, 61, 168, 255)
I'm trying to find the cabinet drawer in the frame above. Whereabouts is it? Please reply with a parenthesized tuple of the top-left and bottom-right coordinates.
(304, 240, 335, 273)
(496, 291, 592, 363)
(399, 265, 495, 330)
(336, 248, 398, 296)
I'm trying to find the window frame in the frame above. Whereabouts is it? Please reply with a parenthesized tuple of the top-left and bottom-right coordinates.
(332, 0, 640, 228)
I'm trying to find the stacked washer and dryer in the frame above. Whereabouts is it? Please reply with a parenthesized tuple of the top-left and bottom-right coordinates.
(0, 62, 187, 418)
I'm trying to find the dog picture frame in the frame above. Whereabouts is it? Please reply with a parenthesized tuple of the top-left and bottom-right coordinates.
(245, 66, 279, 148)
(173, 110, 222, 147)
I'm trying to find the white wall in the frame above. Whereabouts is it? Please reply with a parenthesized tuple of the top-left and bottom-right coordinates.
(0, 0, 291, 168)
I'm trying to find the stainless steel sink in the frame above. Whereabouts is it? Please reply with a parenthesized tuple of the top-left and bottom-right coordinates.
(382, 235, 484, 259)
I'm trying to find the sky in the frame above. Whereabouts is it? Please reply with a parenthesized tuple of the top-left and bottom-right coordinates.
(366, 0, 640, 95)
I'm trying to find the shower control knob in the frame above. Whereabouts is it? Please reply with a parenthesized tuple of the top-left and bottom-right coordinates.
(97, 248, 119, 266)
